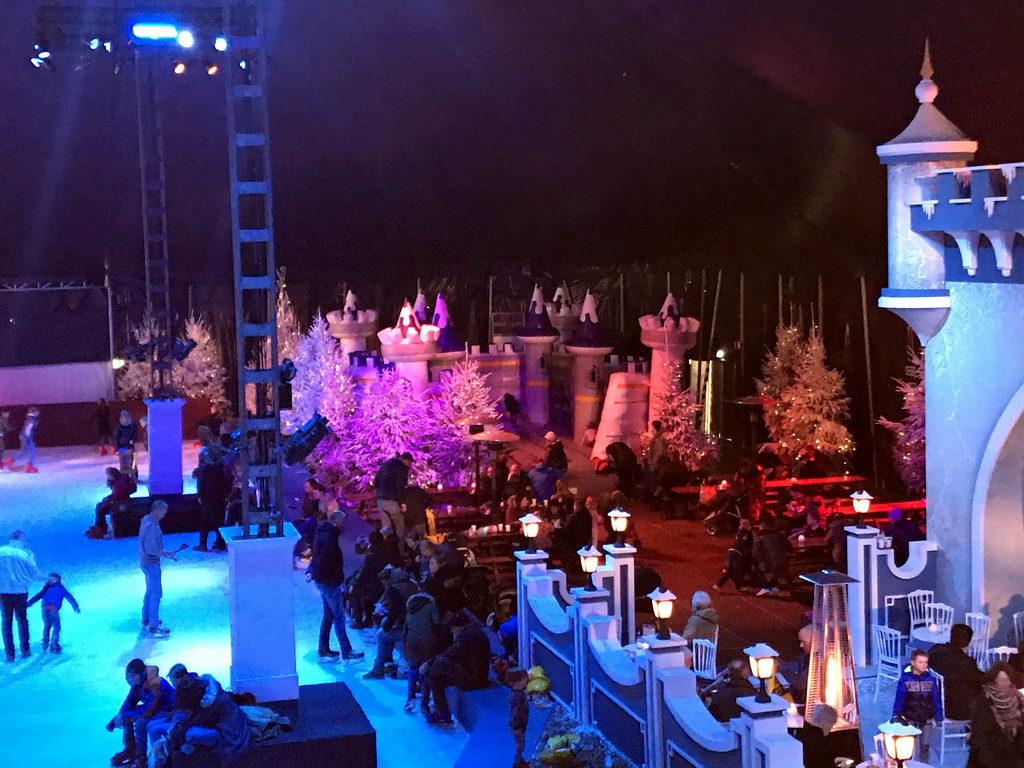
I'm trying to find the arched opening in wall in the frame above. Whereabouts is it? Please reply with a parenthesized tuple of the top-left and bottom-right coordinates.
(972, 381, 1024, 644)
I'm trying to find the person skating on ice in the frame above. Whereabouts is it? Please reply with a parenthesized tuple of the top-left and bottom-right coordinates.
(26, 572, 80, 654)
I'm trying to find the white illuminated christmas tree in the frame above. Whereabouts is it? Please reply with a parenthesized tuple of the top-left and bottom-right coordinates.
(878, 347, 925, 494)
(175, 315, 228, 407)
(649, 362, 718, 472)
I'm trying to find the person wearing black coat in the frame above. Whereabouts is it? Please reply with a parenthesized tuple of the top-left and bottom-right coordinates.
(752, 517, 789, 595)
(706, 660, 757, 722)
(424, 614, 491, 725)
(930, 623, 985, 721)
(194, 427, 232, 552)
(543, 432, 569, 473)
(968, 663, 1024, 768)
(348, 532, 390, 629)
(375, 453, 412, 536)
(605, 441, 640, 498)
(307, 511, 362, 661)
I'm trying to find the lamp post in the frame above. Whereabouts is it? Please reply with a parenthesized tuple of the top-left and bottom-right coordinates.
(519, 513, 542, 554)
(578, 546, 601, 590)
(608, 507, 631, 547)
(851, 490, 873, 528)
(744, 642, 779, 703)
(879, 720, 920, 768)
(648, 588, 677, 640)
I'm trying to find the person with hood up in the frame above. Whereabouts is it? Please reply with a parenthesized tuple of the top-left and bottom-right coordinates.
(106, 658, 175, 767)
(403, 591, 447, 714)
(681, 590, 719, 643)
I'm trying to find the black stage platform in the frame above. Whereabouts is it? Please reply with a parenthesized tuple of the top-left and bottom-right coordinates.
(172, 682, 376, 768)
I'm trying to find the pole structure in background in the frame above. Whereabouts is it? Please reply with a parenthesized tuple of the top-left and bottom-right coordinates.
(859, 275, 879, 482)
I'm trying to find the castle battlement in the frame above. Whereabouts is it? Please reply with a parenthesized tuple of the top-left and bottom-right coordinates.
(911, 162, 1024, 282)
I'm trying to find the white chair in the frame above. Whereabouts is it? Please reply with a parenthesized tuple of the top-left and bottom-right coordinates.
(1014, 611, 1024, 648)
(965, 612, 991, 667)
(989, 645, 1016, 666)
(932, 669, 970, 763)
(872, 733, 895, 767)
(874, 626, 903, 702)
(907, 589, 934, 635)
(691, 637, 717, 680)
(927, 602, 955, 636)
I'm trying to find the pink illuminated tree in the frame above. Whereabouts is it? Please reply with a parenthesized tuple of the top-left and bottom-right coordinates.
(878, 346, 925, 495)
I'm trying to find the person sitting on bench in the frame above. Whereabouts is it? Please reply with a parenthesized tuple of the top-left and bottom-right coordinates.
(86, 468, 136, 539)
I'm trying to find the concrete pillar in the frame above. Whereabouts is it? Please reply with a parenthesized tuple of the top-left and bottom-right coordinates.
(845, 524, 881, 667)
(735, 695, 803, 768)
(571, 587, 611, 724)
(641, 635, 689, 768)
(600, 543, 636, 647)
(144, 398, 184, 495)
(226, 523, 301, 702)
(515, 550, 550, 670)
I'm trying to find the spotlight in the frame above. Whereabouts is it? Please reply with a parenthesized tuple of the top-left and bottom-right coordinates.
(104, 42, 112, 53)
(239, 60, 247, 70)
(203, 60, 218, 76)
(173, 60, 186, 75)
(214, 37, 228, 52)
(278, 358, 297, 383)
(177, 30, 195, 48)
(132, 23, 179, 41)
(89, 38, 101, 50)
(171, 338, 197, 361)
(281, 414, 332, 466)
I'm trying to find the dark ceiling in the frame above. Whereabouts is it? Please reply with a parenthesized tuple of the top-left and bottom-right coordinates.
(2, 0, 1023, 289)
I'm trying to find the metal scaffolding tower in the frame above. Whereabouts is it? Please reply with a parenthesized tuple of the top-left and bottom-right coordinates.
(223, 1, 284, 536)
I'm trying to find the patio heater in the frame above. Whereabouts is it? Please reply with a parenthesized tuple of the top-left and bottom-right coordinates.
(801, 570, 863, 763)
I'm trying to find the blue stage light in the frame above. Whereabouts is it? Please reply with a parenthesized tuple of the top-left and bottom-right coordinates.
(89, 38, 101, 50)
(214, 37, 228, 51)
(177, 30, 195, 48)
(131, 23, 178, 40)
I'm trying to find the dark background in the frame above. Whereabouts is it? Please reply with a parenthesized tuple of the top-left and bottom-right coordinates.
(1, 0, 1020, 484)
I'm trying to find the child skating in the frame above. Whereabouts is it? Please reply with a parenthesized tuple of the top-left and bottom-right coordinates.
(507, 667, 530, 768)
(26, 572, 80, 654)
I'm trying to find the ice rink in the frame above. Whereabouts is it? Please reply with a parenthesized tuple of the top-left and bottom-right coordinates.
(0, 444, 471, 768)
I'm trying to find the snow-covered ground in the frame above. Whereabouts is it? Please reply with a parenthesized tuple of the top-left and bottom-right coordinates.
(0, 444, 469, 768)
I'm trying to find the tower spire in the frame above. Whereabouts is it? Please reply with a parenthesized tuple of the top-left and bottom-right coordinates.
(920, 38, 933, 81)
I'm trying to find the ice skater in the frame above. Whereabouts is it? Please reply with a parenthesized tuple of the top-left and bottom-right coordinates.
(26, 572, 80, 654)
(6, 406, 40, 473)
(138, 501, 185, 638)
(0, 530, 47, 661)
(0, 409, 10, 468)
(115, 410, 139, 482)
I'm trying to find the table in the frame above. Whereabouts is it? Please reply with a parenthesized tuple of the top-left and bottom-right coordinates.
(464, 528, 521, 585)
(428, 505, 493, 536)
(857, 761, 932, 768)
(909, 626, 950, 649)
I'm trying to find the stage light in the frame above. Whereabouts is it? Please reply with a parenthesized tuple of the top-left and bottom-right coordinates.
(278, 359, 297, 383)
(173, 61, 186, 75)
(111, 358, 126, 370)
(172, 338, 197, 361)
(204, 61, 218, 76)
(239, 60, 247, 70)
(281, 414, 332, 466)
(177, 30, 195, 48)
(132, 23, 178, 41)
(89, 39, 101, 50)
(104, 42, 113, 53)
(214, 37, 228, 51)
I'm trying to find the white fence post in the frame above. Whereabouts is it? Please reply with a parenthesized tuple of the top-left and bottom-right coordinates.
(516, 550, 551, 669)
(735, 695, 803, 768)
(571, 586, 611, 725)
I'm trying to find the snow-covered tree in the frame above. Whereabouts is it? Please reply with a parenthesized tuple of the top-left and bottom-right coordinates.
(175, 315, 228, 407)
(318, 370, 434, 491)
(277, 271, 303, 366)
(289, 314, 339, 430)
(117, 320, 156, 400)
(878, 346, 925, 495)
(648, 362, 718, 472)
(426, 361, 499, 485)
(759, 326, 853, 459)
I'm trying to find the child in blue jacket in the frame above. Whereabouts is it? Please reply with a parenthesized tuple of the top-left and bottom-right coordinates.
(892, 649, 944, 763)
(26, 572, 80, 654)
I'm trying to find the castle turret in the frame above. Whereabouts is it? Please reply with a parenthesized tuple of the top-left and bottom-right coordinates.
(876, 41, 977, 344)
(377, 300, 439, 395)
(326, 290, 378, 361)
(639, 292, 700, 428)
(432, 292, 465, 362)
(565, 291, 615, 441)
(516, 285, 559, 426)
(412, 289, 429, 324)
(547, 281, 579, 346)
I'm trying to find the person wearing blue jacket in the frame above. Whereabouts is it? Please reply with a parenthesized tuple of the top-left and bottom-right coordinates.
(107, 658, 175, 767)
(892, 649, 944, 763)
(26, 572, 80, 654)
